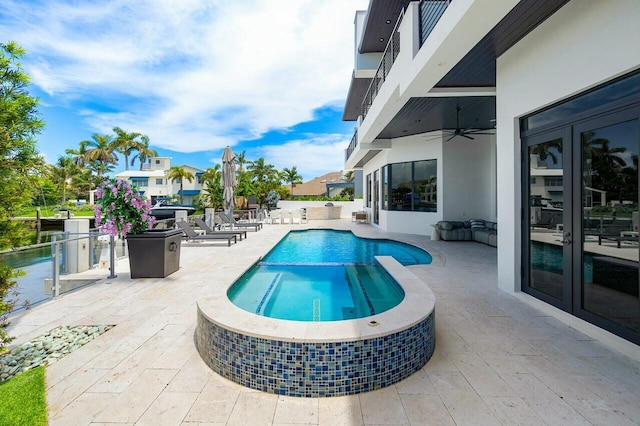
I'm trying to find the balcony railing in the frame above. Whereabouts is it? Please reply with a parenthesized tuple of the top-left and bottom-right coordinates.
(361, 9, 404, 120)
(419, 0, 452, 47)
(345, 129, 358, 162)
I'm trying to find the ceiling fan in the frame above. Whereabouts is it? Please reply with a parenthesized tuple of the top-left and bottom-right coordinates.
(444, 106, 495, 141)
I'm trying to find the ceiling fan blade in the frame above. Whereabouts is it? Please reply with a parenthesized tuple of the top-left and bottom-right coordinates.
(446, 134, 456, 142)
(461, 134, 475, 140)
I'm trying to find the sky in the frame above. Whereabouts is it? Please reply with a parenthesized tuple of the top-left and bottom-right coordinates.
(0, 0, 369, 182)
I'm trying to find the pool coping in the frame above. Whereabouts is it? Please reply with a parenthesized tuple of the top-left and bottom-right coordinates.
(196, 255, 435, 344)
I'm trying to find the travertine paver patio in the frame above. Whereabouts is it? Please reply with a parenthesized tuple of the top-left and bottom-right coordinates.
(7, 219, 640, 425)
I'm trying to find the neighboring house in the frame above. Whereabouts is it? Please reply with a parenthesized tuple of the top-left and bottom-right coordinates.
(115, 157, 205, 206)
(292, 171, 363, 198)
(343, 0, 640, 346)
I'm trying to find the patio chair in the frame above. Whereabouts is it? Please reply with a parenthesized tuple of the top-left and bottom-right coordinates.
(176, 220, 237, 246)
(219, 212, 263, 231)
(193, 217, 247, 241)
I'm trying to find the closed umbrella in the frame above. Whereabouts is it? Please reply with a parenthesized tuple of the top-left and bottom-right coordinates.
(221, 146, 237, 220)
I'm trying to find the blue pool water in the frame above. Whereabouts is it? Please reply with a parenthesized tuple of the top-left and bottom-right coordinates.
(227, 230, 432, 321)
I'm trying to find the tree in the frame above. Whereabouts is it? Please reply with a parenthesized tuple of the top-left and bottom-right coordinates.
(81, 133, 117, 179)
(112, 127, 147, 171)
(50, 155, 81, 205)
(199, 166, 223, 209)
(248, 158, 279, 206)
(235, 150, 248, 172)
(167, 166, 195, 205)
(65, 140, 88, 168)
(130, 136, 157, 170)
(281, 166, 303, 199)
(0, 41, 45, 350)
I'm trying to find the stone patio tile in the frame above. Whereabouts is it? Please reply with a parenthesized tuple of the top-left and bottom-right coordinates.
(136, 391, 199, 426)
(358, 387, 409, 425)
(400, 394, 455, 425)
(184, 381, 241, 423)
(227, 391, 278, 425)
(482, 396, 545, 426)
(49, 392, 111, 425)
(92, 368, 179, 423)
(317, 395, 363, 425)
(273, 395, 319, 425)
(428, 371, 499, 426)
(165, 352, 213, 393)
(46, 367, 109, 415)
(394, 369, 436, 395)
(500, 372, 591, 425)
(448, 352, 514, 397)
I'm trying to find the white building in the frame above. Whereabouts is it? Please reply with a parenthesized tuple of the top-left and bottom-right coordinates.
(115, 157, 205, 206)
(344, 0, 640, 347)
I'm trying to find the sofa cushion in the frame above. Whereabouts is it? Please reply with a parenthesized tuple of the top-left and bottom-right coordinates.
(441, 227, 473, 241)
(438, 220, 467, 231)
(469, 219, 486, 229)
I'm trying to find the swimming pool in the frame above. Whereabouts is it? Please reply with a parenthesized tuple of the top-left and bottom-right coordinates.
(196, 228, 437, 397)
(227, 230, 431, 321)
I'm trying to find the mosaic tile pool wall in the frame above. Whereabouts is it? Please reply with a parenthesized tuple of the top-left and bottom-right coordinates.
(195, 308, 436, 397)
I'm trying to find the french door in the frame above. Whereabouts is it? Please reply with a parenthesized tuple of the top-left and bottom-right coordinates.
(524, 108, 640, 344)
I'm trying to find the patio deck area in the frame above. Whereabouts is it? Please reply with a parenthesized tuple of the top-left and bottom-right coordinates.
(7, 219, 640, 425)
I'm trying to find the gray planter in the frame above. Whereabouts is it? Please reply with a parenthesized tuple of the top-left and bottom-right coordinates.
(126, 229, 182, 278)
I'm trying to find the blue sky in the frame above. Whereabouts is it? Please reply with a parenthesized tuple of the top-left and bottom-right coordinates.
(1, 0, 368, 181)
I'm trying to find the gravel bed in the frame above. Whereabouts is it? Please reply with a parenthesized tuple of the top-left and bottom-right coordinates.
(0, 324, 114, 382)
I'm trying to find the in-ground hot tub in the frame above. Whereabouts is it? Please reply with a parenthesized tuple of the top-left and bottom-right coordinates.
(195, 256, 435, 397)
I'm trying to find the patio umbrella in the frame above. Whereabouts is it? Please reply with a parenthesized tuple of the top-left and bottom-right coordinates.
(221, 146, 237, 220)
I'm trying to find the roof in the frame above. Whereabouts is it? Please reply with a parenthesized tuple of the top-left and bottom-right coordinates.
(115, 170, 166, 178)
(291, 172, 344, 196)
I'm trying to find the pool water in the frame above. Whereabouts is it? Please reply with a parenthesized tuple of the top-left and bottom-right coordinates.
(227, 230, 432, 321)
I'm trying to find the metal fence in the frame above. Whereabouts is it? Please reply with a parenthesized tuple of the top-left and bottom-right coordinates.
(361, 9, 405, 120)
(419, 0, 452, 47)
(345, 129, 359, 162)
(1, 230, 125, 312)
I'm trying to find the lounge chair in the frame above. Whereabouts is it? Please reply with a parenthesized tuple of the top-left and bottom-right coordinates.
(219, 212, 263, 231)
(193, 217, 247, 241)
(176, 220, 237, 246)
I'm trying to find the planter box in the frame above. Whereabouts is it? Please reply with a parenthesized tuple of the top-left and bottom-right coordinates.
(126, 229, 182, 278)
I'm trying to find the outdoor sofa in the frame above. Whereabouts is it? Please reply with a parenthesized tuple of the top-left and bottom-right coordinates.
(436, 219, 497, 247)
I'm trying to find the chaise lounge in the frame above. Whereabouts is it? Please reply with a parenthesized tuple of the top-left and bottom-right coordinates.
(193, 217, 248, 241)
(176, 220, 237, 246)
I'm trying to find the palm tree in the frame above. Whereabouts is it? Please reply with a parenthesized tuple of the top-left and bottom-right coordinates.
(50, 155, 81, 205)
(247, 158, 278, 184)
(167, 166, 195, 205)
(201, 164, 221, 182)
(235, 151, 248, 172)
(281, 166, 303, 199)
(65, 141, 89, 168)
(130, 136, 158, 170)
(248, 158, 279, 206)
(81, 133, 117, 178)
(112, 127, 147, 171)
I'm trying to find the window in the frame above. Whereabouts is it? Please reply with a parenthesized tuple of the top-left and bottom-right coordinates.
(382, 159, 437, 212)
(544, 177, 563, 187)
(366, 174, 372, 208)
(130, 178, 148, 187)
(155, 159, 160, 164)
(382, 165, 389, 210)
(155, 178, 163, 185)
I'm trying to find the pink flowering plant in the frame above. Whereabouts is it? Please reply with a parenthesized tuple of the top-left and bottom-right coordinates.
(94, 178, 155, 237)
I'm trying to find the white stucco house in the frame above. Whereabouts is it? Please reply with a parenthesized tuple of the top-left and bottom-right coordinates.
(115, 157, 205, 206)
(344, 0, 640, 348)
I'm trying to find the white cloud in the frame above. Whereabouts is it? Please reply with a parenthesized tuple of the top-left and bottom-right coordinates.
(246, 133, 352, 182)
(1, 0, 369, 152)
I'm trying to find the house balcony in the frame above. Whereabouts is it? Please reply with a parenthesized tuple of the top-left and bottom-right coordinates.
(345, 0, 521, 169)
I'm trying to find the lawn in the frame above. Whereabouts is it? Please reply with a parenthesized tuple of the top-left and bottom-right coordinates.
(0, 366, 47, 426)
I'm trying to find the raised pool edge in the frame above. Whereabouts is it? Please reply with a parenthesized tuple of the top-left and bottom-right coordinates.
(195, 256, 436, 397)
